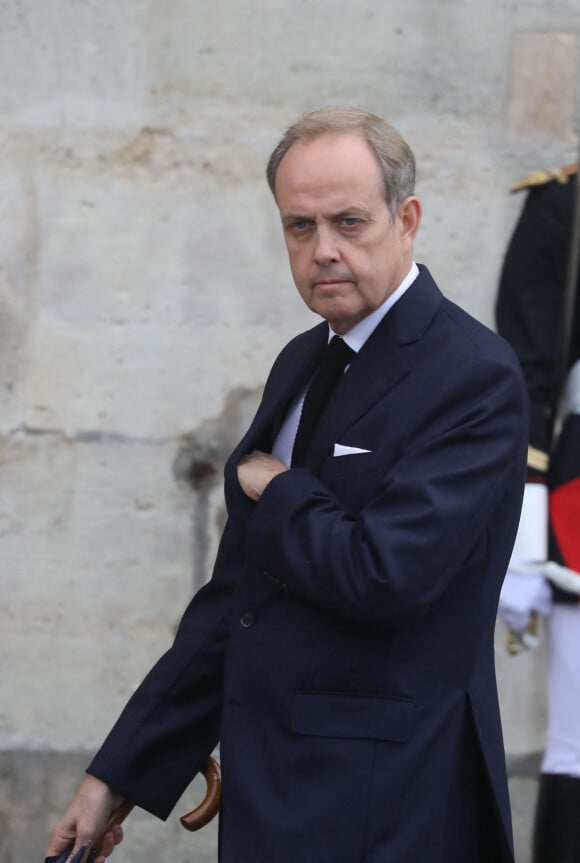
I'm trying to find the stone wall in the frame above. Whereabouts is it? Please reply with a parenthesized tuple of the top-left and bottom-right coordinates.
(1, 2, 578, 861)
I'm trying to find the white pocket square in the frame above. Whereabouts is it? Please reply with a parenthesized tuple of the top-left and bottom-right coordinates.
(333, 444, 372, 457)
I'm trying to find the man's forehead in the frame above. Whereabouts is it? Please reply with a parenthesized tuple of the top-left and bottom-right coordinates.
(275, 132, 384, 201)
(282, 129, 374, 166)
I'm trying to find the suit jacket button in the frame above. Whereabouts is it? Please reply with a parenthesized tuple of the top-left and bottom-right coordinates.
(240, 612, 255, 628)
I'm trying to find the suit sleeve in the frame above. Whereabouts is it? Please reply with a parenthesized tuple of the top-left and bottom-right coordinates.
(86, 518, 240, 820)
(243, 356, 527, 626)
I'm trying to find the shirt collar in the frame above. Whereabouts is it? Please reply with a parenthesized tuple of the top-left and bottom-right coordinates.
(329, 262, 419, 353)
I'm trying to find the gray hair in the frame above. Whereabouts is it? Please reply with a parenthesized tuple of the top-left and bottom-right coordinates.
(266, 107, 416, 218)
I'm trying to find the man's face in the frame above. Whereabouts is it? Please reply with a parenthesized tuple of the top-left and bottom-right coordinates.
(274, 131, 420, 334)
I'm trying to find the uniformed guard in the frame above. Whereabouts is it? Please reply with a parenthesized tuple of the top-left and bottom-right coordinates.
(496, 162, 580, 863)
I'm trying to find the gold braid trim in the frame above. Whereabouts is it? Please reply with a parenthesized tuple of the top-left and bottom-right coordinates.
(511, 163, 578, 193)
(528, 445, 549, 473)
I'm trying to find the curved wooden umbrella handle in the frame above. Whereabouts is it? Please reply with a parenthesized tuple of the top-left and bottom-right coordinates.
(90, 755, 220, 853)
(180, 756, 221, 832)
(92, 800, 135, 856)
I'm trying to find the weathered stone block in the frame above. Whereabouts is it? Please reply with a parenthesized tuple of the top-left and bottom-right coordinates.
(508, 32, 578, 140)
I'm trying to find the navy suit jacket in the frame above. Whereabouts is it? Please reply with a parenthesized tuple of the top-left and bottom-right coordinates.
(89, 266, 528, 862)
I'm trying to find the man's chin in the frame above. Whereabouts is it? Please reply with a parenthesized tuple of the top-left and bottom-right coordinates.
(311, 301, 364, 334)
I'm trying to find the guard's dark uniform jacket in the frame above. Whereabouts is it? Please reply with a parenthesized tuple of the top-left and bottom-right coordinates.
(496, 164, 580, 604)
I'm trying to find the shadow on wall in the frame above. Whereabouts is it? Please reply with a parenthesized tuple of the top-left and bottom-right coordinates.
(173, 385, 262, 591)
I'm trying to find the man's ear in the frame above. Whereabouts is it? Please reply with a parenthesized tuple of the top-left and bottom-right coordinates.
(398, 196, 422, 250)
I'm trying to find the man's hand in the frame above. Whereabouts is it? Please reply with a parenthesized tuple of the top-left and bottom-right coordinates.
(44, 775, 125, 863)
(237, 451, 288, 501)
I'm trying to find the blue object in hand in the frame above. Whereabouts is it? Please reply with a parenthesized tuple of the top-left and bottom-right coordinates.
(44, 845, 93, 863)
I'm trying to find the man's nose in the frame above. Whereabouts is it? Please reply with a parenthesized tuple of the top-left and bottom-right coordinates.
(313, 227, 340, 266)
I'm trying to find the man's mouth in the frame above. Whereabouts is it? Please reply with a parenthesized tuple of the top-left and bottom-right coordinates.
(313, 277, 352, 289)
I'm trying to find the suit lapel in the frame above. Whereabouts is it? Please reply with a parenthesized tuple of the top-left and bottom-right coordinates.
(267, 325, 329, 443)
(303, 267, 443, 472)
(239, 322, 328, 456)
(304, 313, 408, 471)
(224, 323, 328, 513)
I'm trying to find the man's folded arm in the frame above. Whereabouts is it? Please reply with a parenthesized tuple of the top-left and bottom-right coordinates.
(245, 359, 527, 626)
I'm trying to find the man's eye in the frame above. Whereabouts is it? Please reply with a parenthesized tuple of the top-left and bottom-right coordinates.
(292, 220, 310, 231)
(342, 217, 360, 227)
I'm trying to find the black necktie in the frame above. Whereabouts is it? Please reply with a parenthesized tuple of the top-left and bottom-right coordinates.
(291, 336, 355, 467)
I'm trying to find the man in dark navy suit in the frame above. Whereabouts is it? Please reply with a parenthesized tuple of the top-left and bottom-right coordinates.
(45, 108, 527, 863)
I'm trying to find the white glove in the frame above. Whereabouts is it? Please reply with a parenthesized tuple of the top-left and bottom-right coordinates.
(498, 567, 552, 634)
(498, 481, 550, 651)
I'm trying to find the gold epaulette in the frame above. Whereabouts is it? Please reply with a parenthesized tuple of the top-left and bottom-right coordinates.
(511, 163, 578, 193)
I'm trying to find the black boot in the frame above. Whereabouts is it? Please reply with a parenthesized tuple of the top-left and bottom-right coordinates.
(533, 772, 580, 863)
